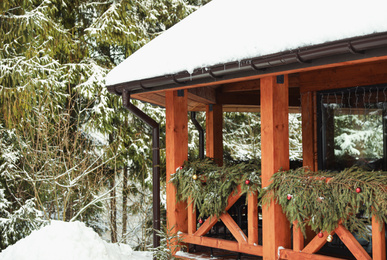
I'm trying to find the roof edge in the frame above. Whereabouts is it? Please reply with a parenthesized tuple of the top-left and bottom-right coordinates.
(107, 32, 387, 96)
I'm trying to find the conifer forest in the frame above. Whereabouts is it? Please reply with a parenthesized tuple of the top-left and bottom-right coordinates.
(0, 0, 304, 252)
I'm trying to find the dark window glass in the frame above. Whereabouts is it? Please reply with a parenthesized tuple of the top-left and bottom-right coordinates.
(317, 85, 387, 171)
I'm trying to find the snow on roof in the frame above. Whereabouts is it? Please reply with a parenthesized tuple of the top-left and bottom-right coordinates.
(0, 221, 152, 260)
(105, 0, 387, 86)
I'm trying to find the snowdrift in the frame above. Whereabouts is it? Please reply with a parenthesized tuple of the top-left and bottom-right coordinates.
(0, 221, 152, 260)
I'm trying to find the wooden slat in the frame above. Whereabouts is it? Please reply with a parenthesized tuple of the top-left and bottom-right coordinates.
(293, 221, 304, 252)
(335, 224, 371, 260)
(220, 213, 248, 243)
(165, 90, 189, 253)
(180, 233, 263, 256)
(206, 104, 223, 166)
(187, 197, 196, 235)
(248, 192, 259, 245)
(280, 248, 346, 260)
(302, 231, 335, 254)
(372, 216, 386, 260)
(260, 75, 291, 260)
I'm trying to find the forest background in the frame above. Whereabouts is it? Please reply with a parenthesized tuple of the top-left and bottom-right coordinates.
(0, 0, 302, 252)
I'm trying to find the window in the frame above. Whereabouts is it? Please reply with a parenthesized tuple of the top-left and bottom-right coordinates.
(317, 85, 387, 171)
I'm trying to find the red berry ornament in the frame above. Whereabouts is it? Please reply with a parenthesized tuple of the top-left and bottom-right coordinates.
(318, 232, 324, 238)
(179, 166, 183, 170)
(198, 218, 203, 224)
(356, 187, 362, 193)
(245, 180, 250, 185)
(287, 194, 292, 200)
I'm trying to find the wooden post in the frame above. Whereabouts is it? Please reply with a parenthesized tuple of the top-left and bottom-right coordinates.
(372, 216, 386, 260)
(206, 104, 223, 166)
(261, 75, 291, 260)
(165, 90, 189, 252)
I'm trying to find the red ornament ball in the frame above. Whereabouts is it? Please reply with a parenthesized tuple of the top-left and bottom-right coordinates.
(318, 232, 324, 238)
(179, 166, 183, 170)
(287, 194, 292, 200)
(356, 187, 362, 193)
(245, 180, 250, 185)
(198, 218, 203, 224)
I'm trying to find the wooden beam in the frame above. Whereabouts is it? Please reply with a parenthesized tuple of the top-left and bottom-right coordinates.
(248, 192, 259, 245)
(293, 221, 304, 252)
(180, 233, 263, 256)
(218, 92, 260, 106)
(206, 104, 223, 166)
(280, 248, 347, 260)
(335, 224, 371, 260)
(220, 213, 248, 244)
(260, 75, 291, 260)
(372, 216, 386, 260)
(302, 231, 335, 254)
(299, 59, 387, 93)
(187, 87, 216, 104)
(187, 197, 196, 235)
(165, 90, 189, 252)
(194, 185, 243, 237)
(221, 79, 260, 93)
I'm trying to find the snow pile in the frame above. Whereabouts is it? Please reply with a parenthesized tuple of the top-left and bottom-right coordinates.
(106, 0, 387, 86)
(0, 221, 152, 260)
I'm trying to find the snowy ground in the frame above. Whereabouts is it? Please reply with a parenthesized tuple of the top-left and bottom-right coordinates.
(0, 221, 153, 260)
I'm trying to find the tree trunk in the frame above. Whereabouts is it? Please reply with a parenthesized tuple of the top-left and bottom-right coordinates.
(122, 165, 128, 243)
(110, 170, 117, 243)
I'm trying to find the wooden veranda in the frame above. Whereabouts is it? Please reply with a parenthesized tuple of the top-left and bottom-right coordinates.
(110, 54, 387, 260)
(105, 2, 387, 258)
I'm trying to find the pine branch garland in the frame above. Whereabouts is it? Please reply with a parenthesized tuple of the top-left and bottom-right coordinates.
(171, 159, 387, 240)
(170, 158, 261, 219)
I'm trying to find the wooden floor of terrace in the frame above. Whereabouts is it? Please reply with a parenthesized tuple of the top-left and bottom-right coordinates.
(176, 245, 263, 259)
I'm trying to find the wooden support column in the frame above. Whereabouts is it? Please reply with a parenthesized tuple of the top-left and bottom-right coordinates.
(166, 90, 189, 251)
(372, 216, 386, 260)
(261, 75, 291, 260)
(206, 104, 223, 166)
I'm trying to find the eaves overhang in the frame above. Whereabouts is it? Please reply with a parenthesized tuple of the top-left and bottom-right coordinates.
(106, 32, 387, 96)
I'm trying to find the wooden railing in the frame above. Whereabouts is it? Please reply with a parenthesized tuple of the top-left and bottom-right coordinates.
(178, 181, 386, 260)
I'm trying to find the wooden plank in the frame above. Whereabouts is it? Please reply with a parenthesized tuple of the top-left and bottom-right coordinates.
(372, 216, 386, 260)
(165, 90, 189, 253)
(260, 75, 291, 260)
(187, 197, 196, 235)
(280, 248, 346, 260)
(248, 192, 259, 245)
(293, 221, 304, 252)
(187, 87, 216, 104)
(302, 231, 335, 254)
(335, 224, 371, 260)
(180, 233, 263, 256)
(206, 104, 223, 166)
(301, 91, 316, 171)
(299, 59, 387, 93)
(220, 213, 248, 244)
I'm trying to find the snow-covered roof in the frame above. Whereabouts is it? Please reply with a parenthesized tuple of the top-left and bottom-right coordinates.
(105, 0, 387, 87)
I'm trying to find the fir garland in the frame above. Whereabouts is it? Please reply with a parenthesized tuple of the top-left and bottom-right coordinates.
(171, 159, 387, 240)
(262, 167, 387, 239)
(170, 158, 261, 219)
